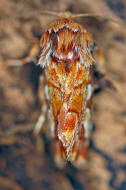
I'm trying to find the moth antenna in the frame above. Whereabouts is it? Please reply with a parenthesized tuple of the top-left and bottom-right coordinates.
(42, 11, 122, 25)
(41, 11, 122, 25)
(71, 13, 122, 25)
(42, 11, 73, 18)
(0, 10, 72, 21)
(1, 10, 122, 26)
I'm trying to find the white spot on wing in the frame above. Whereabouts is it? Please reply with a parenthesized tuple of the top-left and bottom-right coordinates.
(87, 84, 93, 100)
(67, 52, 73, 59)
(44, 85, 49, 100)
(84, 108, 92, 138)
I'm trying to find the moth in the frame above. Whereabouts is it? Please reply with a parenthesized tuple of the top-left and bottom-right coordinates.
(35, 11, 104, 168)
(7, 11, 120, 168)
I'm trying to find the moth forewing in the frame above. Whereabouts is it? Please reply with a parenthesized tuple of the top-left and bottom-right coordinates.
(38, 13, 94, 167)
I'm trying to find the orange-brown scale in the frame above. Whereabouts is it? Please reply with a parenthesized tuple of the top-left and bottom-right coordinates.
(39, 16, 94, 164)
(71, 127, 85, 161)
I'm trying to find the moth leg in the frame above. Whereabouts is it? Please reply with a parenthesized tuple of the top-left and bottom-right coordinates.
(94, 47, 123, 94)
(94, 47, 108, 89)
(6, 40, 40, 66)
(33, 75, 47, 136)
(95, 47, 106, 73)
(33, 103, 47, 136)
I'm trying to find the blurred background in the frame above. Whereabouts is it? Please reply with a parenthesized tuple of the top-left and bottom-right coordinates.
(0, 0, 126, 190)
